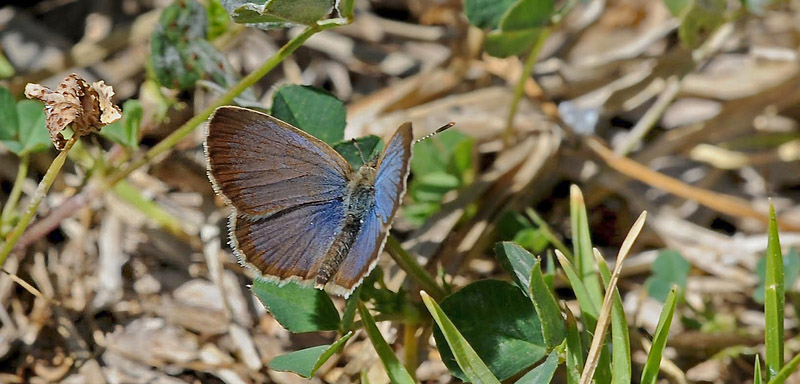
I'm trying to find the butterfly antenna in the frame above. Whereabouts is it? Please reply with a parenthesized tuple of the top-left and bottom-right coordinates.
(414, 122, 456, 144)
(352, 138, 368, 164)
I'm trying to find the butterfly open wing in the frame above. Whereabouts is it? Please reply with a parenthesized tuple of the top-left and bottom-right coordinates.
(205, 106, 352, 217)
(329, 123, 413, 295)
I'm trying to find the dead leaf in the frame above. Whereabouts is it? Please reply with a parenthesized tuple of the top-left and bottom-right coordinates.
(24, 73, 122, 150)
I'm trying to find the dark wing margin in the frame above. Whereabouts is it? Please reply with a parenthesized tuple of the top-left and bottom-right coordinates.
(205, 106, 352, 217)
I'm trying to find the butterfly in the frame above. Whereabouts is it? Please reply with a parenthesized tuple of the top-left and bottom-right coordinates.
(205, 106, 412, 297)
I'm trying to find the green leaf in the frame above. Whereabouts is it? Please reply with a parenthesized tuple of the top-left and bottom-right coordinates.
(411, 129, 471, 177)
(677, 0, 725, 48)
(0, 51, 14, 79)
(268, 331, 353, 378)
(332, 135, 383, 168)
(0, 87, 19, 146)
(15, 100, 50, 155)
(421, 291, 502, 384)
(206, 0, 232, 40)
(357, 303, 416, 384)
(530, 259, 566, 348)
(100, 99, 143, 149)
(597, 255, 631, 384)
(337, 0, 355, 19)
(151, 0, 241, 90)
(432, 280, 546, 381)
(515, 349, 559, 384)
(513, 228, 550, 254)
(340, 286, 360, 333)
(499, 0, 553, 31)
(764, 203, 785, 382)
(640, 286, 678, 384)
(664, 0, 691, 16)
(251, 278, 340, 333)
(754, 248, 799, 304)
(494, 242, 537, 296)
(484, 29, 541, 58)
(645, 249, 690, 302)
(463, 0, 517, 29)
(271, 85, 345, 145)
(222, 0, 334, 28)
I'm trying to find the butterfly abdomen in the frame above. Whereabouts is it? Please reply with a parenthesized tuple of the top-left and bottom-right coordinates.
(315, 166, 377, 288)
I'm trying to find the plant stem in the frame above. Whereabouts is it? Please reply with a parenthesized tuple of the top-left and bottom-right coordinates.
(524, 207, 573, 259)
(385, 235, 447, 300)
(1, 155, 30, 235)
(403, 322, 419, 379)
(502, 30, 551, 145)
(0, 137, 78, 268)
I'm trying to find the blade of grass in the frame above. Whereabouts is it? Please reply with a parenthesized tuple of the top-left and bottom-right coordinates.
(564, 307, 584, 384)
(357, 302, 415, 384)
(570, 185, 604, 311)
(767, 352, 800, 384)
(764, 201, 785, 381)
(595, 249, 632, 384)
(640, 286, 678, 384)
(754, 355, 762, 384)
(386, 235, 446, 300)
(555, 250, 599, 323)
(420, 290, 501, 384)
(579, 212, 646, 384)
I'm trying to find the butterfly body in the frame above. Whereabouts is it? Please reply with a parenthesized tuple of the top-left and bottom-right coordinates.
(316, 164, 378, 287)
(205, 106, 412, 297)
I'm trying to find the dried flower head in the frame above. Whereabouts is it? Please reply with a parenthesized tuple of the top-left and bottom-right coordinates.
(25, 73, 122, 150)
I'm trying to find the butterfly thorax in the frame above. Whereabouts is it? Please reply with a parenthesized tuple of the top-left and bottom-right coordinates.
(315, 165, 378, 288)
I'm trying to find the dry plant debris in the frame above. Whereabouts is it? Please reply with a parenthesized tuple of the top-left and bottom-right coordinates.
(24, 73, 121, 149)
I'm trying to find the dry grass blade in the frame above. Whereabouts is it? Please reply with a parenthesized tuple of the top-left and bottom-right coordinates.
(579, 211, 647, 384)
(585, 137, 800, 231)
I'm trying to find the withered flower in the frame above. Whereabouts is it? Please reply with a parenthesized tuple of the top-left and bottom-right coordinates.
(24, 73, 122, 150)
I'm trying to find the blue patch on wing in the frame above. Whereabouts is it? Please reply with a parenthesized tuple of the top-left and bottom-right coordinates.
(374, 124, 412, 224)
(332, 206, 384, 290)
(232, 198, 347, 281)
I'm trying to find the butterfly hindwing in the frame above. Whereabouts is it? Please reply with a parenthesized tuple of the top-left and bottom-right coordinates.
(206, 106, 352, 217)
(231, 199, 346, 282)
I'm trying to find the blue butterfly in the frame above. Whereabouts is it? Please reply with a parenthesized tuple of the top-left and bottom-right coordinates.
(205, 106, 412, 297)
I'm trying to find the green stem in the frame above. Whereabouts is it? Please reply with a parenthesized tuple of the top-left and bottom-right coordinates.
(112, 180, 191, 242)
(525, 207, 573, 260)
(104, 21, 343, 189)
(386, 235, 447, 301)
(1, 155, 30, 234)
(502, 30, 551, 145)
(403, 322, 419, 379)
(0, 137, 78, 268)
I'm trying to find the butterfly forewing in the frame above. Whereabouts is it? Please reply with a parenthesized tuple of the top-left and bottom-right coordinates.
(206, 106, 352, 217)
(328, 123, 413, 294)
(374, 123, 414, 224)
